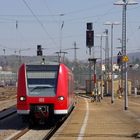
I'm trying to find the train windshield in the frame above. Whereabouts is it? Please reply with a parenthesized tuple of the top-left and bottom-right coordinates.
(26, 65, 59, 97)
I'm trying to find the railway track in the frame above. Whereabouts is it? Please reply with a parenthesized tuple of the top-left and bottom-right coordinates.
(8, 106, 74, 140)
(0, 106, 16, 120)
(42, 109, 71, 140)
(10, 127, 30, 140)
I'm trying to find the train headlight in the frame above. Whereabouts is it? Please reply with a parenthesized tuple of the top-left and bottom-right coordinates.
(58, 96, 64, 101)
(19, 96, 26, 101)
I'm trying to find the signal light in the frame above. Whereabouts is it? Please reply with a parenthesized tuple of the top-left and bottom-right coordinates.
(37, 45, 43, 56)
(87, 22, 93, 30)
(117, 56, 122, 65)
(86, 30, 94, 47)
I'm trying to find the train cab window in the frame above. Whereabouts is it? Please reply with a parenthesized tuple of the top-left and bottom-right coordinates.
(26, 65, 58, 97)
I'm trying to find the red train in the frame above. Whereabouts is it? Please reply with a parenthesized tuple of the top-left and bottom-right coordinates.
(17, 63, 74, 124)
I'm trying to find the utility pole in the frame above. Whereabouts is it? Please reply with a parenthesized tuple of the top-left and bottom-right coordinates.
(100, 36, 103, 99)
(104, 29, 109, 95)
(122, 1, 128, 109)
(73, 42, 79, 64)
(114, 0, 138, 110)
(105, 21, 119, 103)
(59, 14, 64, 52)
(3, 49, 7, 70)
(95, 33, 107, 99)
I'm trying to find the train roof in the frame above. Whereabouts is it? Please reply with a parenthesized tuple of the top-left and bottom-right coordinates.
(26, 64, 60, 71)
(20, 58, 72, 73)
(22, 62, 71, 71)
(24, 60, 59, 66)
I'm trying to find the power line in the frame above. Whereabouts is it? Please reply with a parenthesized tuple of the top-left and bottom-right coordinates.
(57, 2, 113, 16)
(21, 0, 57, 46)
(43, 0, 59, 25)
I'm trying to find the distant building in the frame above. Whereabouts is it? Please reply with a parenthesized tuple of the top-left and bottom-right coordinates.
(0, 70, 17, 86)
(0, 66, 2, 71)
(102, 63, 119, 72)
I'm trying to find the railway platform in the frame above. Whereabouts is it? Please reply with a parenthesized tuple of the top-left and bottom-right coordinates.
(51, 95, 140, 140)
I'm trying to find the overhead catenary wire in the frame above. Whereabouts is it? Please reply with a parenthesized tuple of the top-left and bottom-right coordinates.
(43, 0, 59, 25)
(0, 3, 138, 25)
(0, 1, 139, 58)
(21, 0, 57, 46)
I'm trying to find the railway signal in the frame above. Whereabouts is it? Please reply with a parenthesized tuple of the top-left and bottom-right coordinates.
(86, 23, 94, 48)
(37, 45, 43, 56)
(117, 51, 122, 66)
(86, 30, 94, 47)
(87, 22, 93, 30)
(86, 22, 95, 94)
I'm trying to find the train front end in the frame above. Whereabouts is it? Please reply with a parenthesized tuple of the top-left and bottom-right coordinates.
(17, 63, 74, 124)
(17, 64, 60, 123)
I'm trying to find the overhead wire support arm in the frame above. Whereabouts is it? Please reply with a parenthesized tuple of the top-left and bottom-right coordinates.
(56, 50, 68, 63)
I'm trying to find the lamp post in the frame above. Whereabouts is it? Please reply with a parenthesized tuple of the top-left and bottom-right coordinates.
(95, 34, 107, 99)
(104, 29, 109, 96)
(100, 36, 103, 99)
(114, 0, 138, 110)
(104, 21, 120, 103)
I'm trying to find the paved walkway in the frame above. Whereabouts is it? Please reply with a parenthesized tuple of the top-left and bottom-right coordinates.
(51, 96, 140, 140)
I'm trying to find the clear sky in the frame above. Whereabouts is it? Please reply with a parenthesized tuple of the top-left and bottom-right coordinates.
(0, 0, 140, 61)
